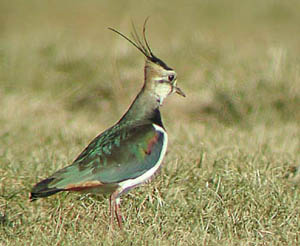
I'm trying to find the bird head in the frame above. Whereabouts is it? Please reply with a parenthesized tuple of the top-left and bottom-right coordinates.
(108, 18, 185, 105)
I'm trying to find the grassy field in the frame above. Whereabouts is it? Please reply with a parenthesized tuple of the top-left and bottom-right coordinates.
(1, 0, 300, 245)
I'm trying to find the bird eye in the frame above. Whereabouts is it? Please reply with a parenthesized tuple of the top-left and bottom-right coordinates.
(168, 75, 175, 81)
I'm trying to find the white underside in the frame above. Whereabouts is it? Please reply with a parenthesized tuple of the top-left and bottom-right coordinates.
(118, 124, 168, 194)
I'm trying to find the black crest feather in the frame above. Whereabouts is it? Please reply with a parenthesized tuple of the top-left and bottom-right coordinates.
(108, 18, 172, 71)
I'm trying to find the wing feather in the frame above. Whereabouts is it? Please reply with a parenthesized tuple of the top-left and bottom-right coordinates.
(44, 124, 165, 191)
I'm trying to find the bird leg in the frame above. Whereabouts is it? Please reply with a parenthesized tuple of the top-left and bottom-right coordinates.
(109, 191, 123, 229)
(114, 197, 123, 229)
(109, 195, 115, 229)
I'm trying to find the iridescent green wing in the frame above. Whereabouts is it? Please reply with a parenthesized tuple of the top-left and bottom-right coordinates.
(46, 124, 165, 190)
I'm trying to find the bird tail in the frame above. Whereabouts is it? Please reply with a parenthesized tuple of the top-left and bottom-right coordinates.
(30, 178, 64, 201)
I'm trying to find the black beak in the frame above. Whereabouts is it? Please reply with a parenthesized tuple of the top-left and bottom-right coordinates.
(175, 86, 186, 97)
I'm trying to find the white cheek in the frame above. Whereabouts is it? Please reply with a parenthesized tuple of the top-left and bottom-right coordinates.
(154, 84, 172, 104)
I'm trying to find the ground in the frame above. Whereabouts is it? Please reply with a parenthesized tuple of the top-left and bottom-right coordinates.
(0, 0, 300, 245)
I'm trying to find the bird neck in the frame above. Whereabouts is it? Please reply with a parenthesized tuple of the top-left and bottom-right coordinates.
(118, 86, 163, 127)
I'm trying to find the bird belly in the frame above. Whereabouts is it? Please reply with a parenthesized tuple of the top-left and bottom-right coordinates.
(118, 124, 168, 194)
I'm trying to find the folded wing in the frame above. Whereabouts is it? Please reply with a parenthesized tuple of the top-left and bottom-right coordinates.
(30, 124, 166, 199)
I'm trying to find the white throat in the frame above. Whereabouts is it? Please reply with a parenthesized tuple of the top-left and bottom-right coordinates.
(153, 83, 172, 105)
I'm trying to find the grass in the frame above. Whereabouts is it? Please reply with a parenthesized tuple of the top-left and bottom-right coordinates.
(1, 0, 300, 245)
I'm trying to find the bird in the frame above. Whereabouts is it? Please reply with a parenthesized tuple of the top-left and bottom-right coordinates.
(30, 19, 185, 229)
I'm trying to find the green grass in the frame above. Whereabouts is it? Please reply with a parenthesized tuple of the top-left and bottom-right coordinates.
(1, 0, 300, 245)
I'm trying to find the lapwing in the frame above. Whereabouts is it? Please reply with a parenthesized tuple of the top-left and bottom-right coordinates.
(30, 19, 185, 229)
